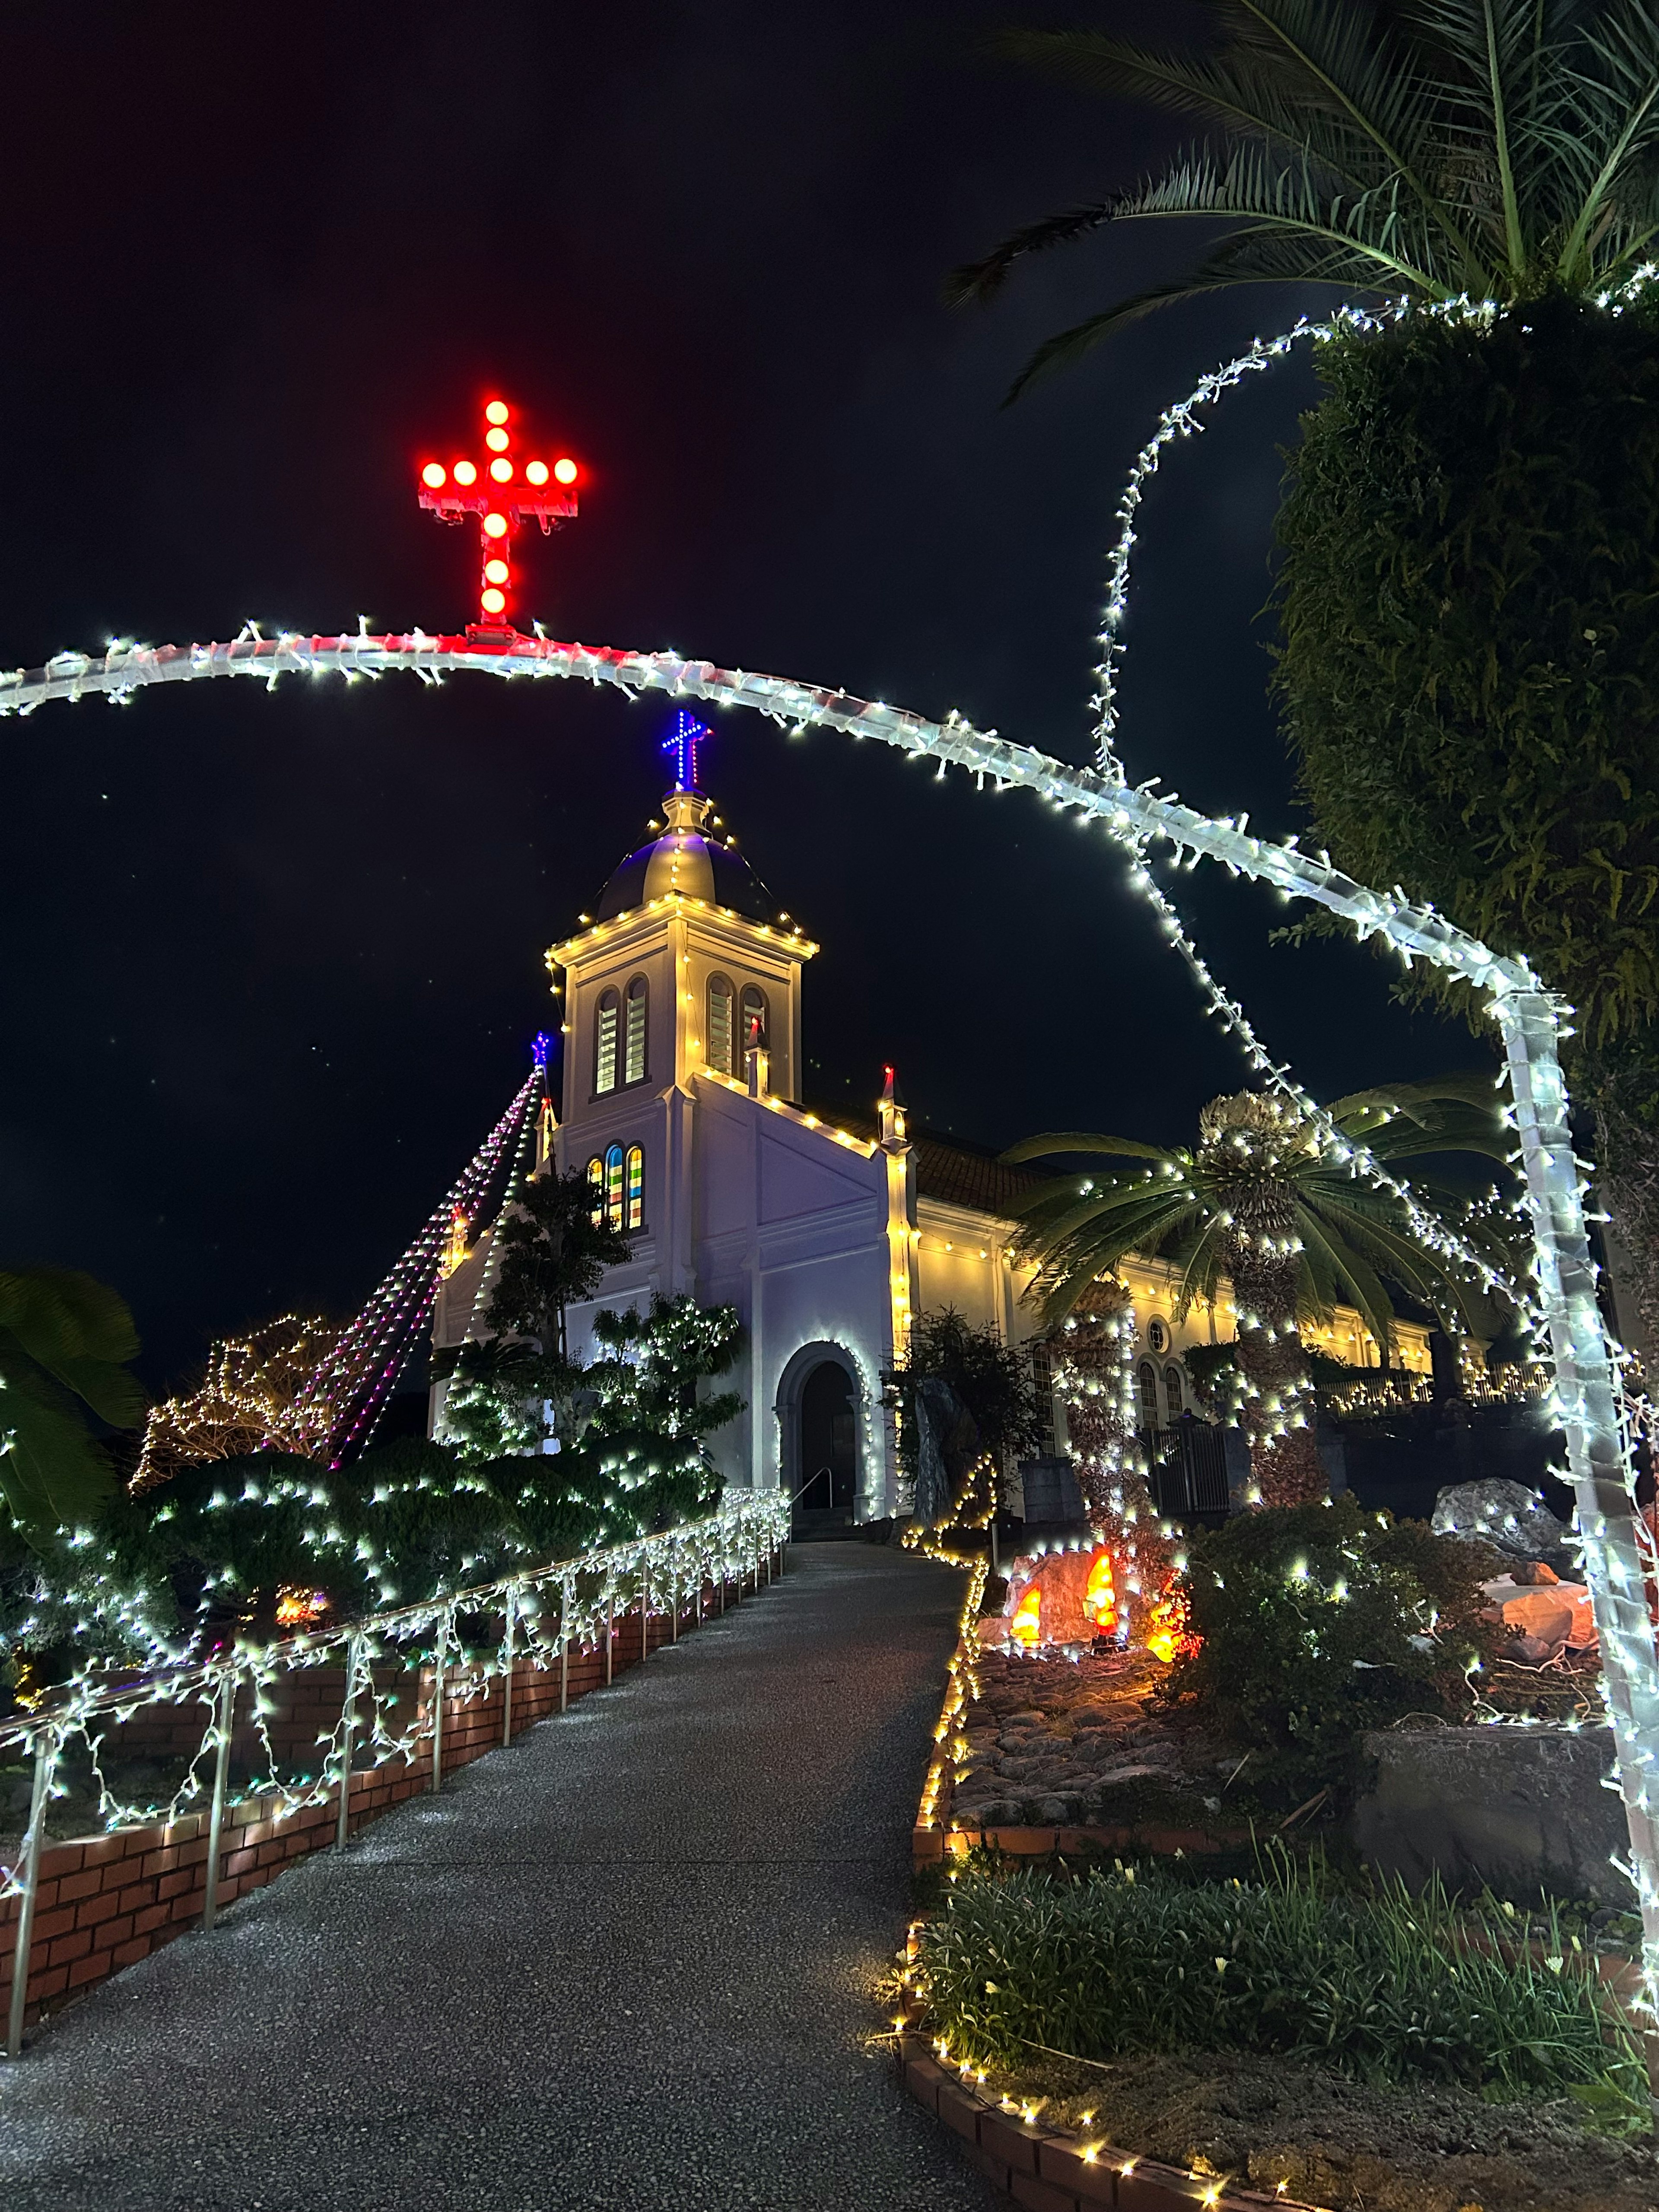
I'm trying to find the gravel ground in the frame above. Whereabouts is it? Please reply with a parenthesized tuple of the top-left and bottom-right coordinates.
(0, 1542, 994, 2212)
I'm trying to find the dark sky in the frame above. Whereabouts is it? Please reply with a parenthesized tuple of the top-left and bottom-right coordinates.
(0, 0, 1487, 1388)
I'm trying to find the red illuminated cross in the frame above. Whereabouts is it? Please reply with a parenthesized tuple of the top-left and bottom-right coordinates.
(417, 399, 580, 630)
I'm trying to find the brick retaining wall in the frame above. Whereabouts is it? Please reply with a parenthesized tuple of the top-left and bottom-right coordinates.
(3, 1586, 714, 2033)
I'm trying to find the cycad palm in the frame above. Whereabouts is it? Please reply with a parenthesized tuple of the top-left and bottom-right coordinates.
(0, 1268, 146, 1537)
(950, 1, 1659, 397)
(1005, 1080, 1513, 1506)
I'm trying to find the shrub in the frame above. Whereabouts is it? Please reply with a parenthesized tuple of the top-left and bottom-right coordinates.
(1165, 1496, 1500, 1808)
(919, 1854, 1638, 2105)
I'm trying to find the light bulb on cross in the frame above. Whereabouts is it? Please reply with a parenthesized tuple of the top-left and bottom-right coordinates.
(416, 398, 581, 629)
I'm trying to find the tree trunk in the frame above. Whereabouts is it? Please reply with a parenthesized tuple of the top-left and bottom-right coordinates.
(1588, 1045, 1659, 1385)
(1227, 1236, 1325, 1508)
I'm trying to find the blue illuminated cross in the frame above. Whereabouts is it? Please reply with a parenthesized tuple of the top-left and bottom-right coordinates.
(661, 711, 709, 794)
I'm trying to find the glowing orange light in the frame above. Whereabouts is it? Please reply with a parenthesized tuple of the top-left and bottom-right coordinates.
(485, 426, 510, 453)
(420, 461, 446, 489)
(489, 457, 514, 483)
(483, 557, 510, 585)
(1010, 1584, 1042, 1649)
(1084, 1550, 1117, 1632)
(453, 459, 478, 486)
(524, 459, 549, 486)
(484, 400, 510, 426)
(480, 586, 507, 615)
(483, 511, 508, 539)
(553, 456, 578, 484)
(1144, 1585, 1194, 1666)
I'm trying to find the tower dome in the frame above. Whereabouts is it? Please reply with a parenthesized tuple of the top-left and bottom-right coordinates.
(594, 786, 777, 922)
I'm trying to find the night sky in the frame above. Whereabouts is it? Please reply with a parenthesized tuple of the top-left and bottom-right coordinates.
(0, 1, 1487, 1390)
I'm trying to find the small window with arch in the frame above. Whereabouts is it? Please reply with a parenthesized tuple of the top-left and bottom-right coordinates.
(706, 973, 734, 1075)
(1137, 1359, 1160, 1433)
(604, 1144, 625, 1231)
(1163, 1363, 1185, 1421)
(594, 989, 620, 1095)
(624, 974, 648, 1086)
(625, 1144, 645, 1230)
(740, 983, 768, 1054)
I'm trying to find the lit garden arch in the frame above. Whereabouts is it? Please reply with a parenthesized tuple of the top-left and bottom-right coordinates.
(8, 302, 1659, 2004)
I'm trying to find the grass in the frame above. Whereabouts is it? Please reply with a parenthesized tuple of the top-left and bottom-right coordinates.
(917, 1847, 1643, 2109)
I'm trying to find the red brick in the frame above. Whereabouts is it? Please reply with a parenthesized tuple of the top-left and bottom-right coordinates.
(57, 1867, 102, 1904)
(115, 1882, 154, 1917)
(969, 2144, 1013, 2192)
(79, 1834, 132, 1869)
(69, 1951, 111, 1988)
(110, 1936, 152, 1969)
(936, 2078, 982, 2144)
(40, 1843, 85, 1877)
(222, 1848, 257, 1879)
(25, 1905, 76, 1945)
(903, 2055, 946, 2114)
(100, 1914, 134, 1949)
(168, 1891, 202, 1923)
(48, 1926, 93, 1965)
(132, 1904, 169, 1937)
(29, 1963, 69, 2002)
(981, 2113, 1044, 2177)
(156, 1869, 193, 1903)
(27, 1877, 60, 1913)
(1013, 2175, 1081, 2212)
(1039, 2140, 1119, 2203)
(1117, 2162, 1205, 2212)
(76, 1889, 124, 1930)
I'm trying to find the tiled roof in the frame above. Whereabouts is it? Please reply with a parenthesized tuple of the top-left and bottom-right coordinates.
(805, 1103, 1053, 1224)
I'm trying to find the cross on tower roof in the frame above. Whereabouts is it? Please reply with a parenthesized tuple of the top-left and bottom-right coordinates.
(661, 711, 709, 795)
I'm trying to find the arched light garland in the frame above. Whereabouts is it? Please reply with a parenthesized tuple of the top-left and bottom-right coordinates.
(2, 374, 1656, 1993)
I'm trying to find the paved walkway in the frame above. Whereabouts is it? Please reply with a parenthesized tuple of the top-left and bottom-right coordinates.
(0, 1543, 994, 2212)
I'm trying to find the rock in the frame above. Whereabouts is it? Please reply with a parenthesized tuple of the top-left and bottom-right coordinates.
(1432, 1478, 1576, 1573)
(1032, 1795, 1073, 1823)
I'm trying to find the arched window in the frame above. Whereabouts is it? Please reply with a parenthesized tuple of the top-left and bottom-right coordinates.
(740, 983, 768, 1054)
(624, 974, 648, 1085)
(1137, 1359, 1160, 1433)
(706, 974, 734, 1075)
(586, 1155, 604, 1227)
(625, 1144, 645, 1230)
(604, 1144, 625, 1231)
(1163, 1363, 1185, 1420)
(594, 989, 620, 1095)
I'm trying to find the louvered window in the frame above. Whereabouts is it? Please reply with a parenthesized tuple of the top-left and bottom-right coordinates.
(707, 975, 734, 1074)
(624, 975, 648, 1085)
(740, 983, 768, 1052)
(594, 992, 620, 1095)
(1163, 1364, 1185, 1420)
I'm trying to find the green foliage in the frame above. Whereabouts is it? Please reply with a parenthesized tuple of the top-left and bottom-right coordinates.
(1006, 1080, 1513, 1339)
(949, 2, 1659, 395)
(0, 1267, 146, 1536)
(1168, 1495, 1500, 1807)
(1278, 293, 1659, 1052)
(887, 1307, 1045, 1481)
(918, 1851, 1641, 2105)
(440, 1338, 553, 1467)
(486, 1167, 633, 1359)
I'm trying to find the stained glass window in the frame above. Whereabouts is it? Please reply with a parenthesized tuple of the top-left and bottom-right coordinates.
(605, 1144, 624, 1231)
(626, 1145, 644, 1230)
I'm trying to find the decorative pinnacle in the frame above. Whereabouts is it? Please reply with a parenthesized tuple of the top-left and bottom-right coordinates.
(662, 711, 709, 795)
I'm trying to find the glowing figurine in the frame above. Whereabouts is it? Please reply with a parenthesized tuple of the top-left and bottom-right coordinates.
(416, 398, 581, 630)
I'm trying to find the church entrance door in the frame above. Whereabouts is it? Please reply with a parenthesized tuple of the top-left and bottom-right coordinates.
(797, 1359, 857, 1525)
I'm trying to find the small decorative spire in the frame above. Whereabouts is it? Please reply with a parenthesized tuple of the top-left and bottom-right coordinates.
(879, 1064, 907, 1147)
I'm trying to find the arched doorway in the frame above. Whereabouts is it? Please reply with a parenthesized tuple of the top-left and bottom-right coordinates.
(799, 1361, 856, 1512)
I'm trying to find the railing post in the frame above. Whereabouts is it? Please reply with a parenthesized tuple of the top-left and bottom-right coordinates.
(201, 1665, 237, 1931)
(559, 1575, 572, 1713)
(502, 1589, 517, 1747)
(5, 1729, 56, 2059)
(642, 1557, 650, 1660)
(430, 1611, 449, 1794)
(335, 1633, 363, 1852)
(605, 1577, 614, 1685)
(670, 1557, 679, 1645)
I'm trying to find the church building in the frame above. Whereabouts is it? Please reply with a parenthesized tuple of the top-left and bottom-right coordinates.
(431, 716, 1430, 1521)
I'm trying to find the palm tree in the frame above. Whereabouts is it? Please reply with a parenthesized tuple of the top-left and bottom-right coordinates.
(949, 2, 1659, 397)
(0, 1268, 146, 1536)
(1004, 1079, 1514, 1506)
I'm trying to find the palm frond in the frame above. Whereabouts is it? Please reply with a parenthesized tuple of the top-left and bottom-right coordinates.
(1004, 1131, 1177, 1166)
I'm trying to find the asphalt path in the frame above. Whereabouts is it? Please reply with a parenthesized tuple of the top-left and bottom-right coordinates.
(0, 1540, 994, 2212)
